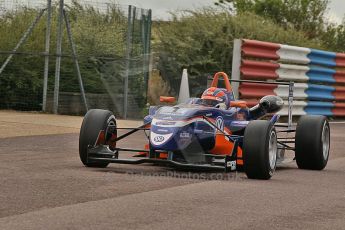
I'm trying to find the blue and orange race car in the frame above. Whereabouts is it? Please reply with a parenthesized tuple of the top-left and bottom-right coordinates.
(79, 72, 330, 180)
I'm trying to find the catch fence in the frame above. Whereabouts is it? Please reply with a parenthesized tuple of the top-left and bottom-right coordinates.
(0, 0, 152, 119)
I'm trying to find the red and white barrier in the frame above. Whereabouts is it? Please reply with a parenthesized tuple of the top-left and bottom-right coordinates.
(232, 39, 345, 116)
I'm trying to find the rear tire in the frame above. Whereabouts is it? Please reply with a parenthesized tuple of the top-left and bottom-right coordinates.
(79, 109, 116, 168)
(243, 120, 277, 180)
(295, 115, 330, 170)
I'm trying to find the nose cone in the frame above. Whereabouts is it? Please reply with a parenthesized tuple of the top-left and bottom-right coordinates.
(150, 122, 193, 151)
(149, 118, 216, 153)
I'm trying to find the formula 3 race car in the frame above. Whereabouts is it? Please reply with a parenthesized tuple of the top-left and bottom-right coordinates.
(79, 72, 330, 180)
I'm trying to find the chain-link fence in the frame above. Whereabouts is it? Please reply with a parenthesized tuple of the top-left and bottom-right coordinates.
(0, 0, 151, 119)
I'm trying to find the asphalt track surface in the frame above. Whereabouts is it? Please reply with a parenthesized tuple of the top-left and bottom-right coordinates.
(0, 123, 345, 229)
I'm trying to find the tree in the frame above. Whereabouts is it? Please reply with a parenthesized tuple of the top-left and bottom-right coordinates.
(321, 21, 345, 53)
(215, 0, 330, 39)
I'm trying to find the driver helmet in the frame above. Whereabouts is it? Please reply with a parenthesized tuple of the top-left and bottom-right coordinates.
(201, 87, 229, 109)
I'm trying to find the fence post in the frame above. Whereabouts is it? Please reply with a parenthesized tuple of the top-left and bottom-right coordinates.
(144, 9, 152, 100)
(63, 9, 88, 112)
(146, 10, 152, 55)
(124, 5, 134, 119)
(140, 9, 151, 102)
(231, 39, 242, 100)
(42, 0, 52, 112)
(288, 81, 294, 129)
(53, 0, 64, 114)
(141, 9, 146, 79)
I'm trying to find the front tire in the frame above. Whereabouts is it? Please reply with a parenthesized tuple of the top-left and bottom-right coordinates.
(295, 115, 330, 170)
(79, 109, 116, 168)
(243, 120, 277, 180)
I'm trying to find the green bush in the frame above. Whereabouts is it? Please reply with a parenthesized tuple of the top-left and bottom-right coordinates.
(154, 9, 324, 96)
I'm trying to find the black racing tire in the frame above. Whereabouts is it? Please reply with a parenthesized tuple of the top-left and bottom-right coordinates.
(79, 109, 116, 168)
(243, 120, 277, 180)
(295, 115, 330, 170)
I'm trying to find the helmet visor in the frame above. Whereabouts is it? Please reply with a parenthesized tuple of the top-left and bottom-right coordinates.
(200, 99, 221, 107)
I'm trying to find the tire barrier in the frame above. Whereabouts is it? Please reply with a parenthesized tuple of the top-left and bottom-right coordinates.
(232, 39, 345, 116)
